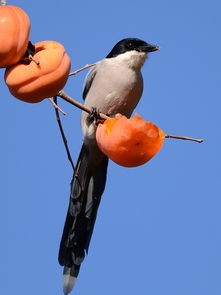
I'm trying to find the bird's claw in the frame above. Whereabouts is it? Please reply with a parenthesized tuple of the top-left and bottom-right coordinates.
(87, 107, 100, 124)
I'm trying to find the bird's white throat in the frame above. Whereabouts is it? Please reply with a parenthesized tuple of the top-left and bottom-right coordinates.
(112, 50, 147, 69)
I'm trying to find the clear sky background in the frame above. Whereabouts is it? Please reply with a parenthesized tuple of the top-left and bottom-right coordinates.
(0, 0, 220, 294)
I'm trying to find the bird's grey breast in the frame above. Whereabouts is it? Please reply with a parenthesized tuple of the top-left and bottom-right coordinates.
(81, 58, 143, 140)
(84, 59, 143, 116)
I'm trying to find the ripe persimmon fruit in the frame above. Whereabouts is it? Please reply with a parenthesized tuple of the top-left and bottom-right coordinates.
(0, 5, 30, 68)
(96, 114, 165, 167)
(5, 41, 71, 103)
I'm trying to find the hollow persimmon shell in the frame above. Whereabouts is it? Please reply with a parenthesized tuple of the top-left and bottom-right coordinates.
(96, 114, 165, 167)
(0, 5, 30, 68)
(4, 41, 71, 103)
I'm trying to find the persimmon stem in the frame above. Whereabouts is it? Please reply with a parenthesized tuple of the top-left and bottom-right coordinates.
(57, 90, 109, 120)
(49, 98, 66, 115)
(165, 134, 203, 143)
(1, 0, 7, 5)
(29, 54, 40, 65)
(69, 64, 95, 76)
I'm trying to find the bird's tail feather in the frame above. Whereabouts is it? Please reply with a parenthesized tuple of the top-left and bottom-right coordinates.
(59, 144, 108, 294)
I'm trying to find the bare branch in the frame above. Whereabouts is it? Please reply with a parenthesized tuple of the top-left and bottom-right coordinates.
(49, 97, 67, 116)
(53, 96, 75, 171)
(57, 90, 109, 120)
(69, 64, 95, 77)
(165, 134, 203, 143)
(57, 91, 204, 144)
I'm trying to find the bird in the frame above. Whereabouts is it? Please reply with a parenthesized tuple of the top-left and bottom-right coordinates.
(58, 38, 160, 294)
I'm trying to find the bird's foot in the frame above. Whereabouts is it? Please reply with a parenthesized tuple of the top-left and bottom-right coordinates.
(87, 107, 100, 124)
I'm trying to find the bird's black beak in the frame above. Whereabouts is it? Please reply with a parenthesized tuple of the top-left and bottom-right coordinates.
(139, 44, 160, 53)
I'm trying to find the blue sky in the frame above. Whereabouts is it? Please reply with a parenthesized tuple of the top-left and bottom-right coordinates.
(0, 0, 221, 294)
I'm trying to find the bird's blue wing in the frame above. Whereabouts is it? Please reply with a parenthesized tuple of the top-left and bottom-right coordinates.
(82, 65, 97, 100)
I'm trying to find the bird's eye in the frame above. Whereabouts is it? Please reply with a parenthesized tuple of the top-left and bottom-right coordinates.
(127, 42, 134, 50)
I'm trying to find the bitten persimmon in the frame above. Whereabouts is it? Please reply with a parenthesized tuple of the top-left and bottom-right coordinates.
(4, 41, 71, 103)
(0, 5, 30, 68)
(96, 114, 165, 167)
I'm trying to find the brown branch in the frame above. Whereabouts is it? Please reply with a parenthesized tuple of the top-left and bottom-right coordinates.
(57, 90, 109, 120)
(53, 96, 75, 171)
(69, 64, 95, 76)
(53, 96, 84, 191)
(49, 97, 67, 115)
(49, 97, 67, 116)
(165, 134, 203, 143)
(57, 90, 204, 144)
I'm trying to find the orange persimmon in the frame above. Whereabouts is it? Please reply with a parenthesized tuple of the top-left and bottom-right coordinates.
(4, 41, 71, 103)
(0, 5, 30, 68)
(96, 114, 165, 167)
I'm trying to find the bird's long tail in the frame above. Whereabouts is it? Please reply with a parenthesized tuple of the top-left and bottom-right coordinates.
(58, 143, 108, 294)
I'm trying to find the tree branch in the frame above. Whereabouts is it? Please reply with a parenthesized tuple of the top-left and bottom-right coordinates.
(57, 90, 109, 120)
(57, 90, 204, 143)
(165, 134, 203, 143)
(49, 97, 67, 115)
(69, 64, 95, 76)
(53, 96, 75, 171)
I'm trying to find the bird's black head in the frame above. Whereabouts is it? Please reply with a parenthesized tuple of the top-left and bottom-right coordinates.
(106, 38, 160, 58)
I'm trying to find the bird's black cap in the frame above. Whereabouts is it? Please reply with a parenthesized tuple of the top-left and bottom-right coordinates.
(106, 38, 160, 58)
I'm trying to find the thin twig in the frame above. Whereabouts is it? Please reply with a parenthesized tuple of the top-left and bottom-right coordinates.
(49, 97, 67, 115)
(57, 90, 109, 120)
(28, 54, 40, 65)
(57, 90, 203, 144)
(69, 64, 95, 76)
(165, 134, 203, 143)
(53, 96, 75, 171)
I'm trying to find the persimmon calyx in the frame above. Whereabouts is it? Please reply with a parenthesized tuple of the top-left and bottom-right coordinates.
(1, 0, 7, 6)
(21, 41, 40, 65)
